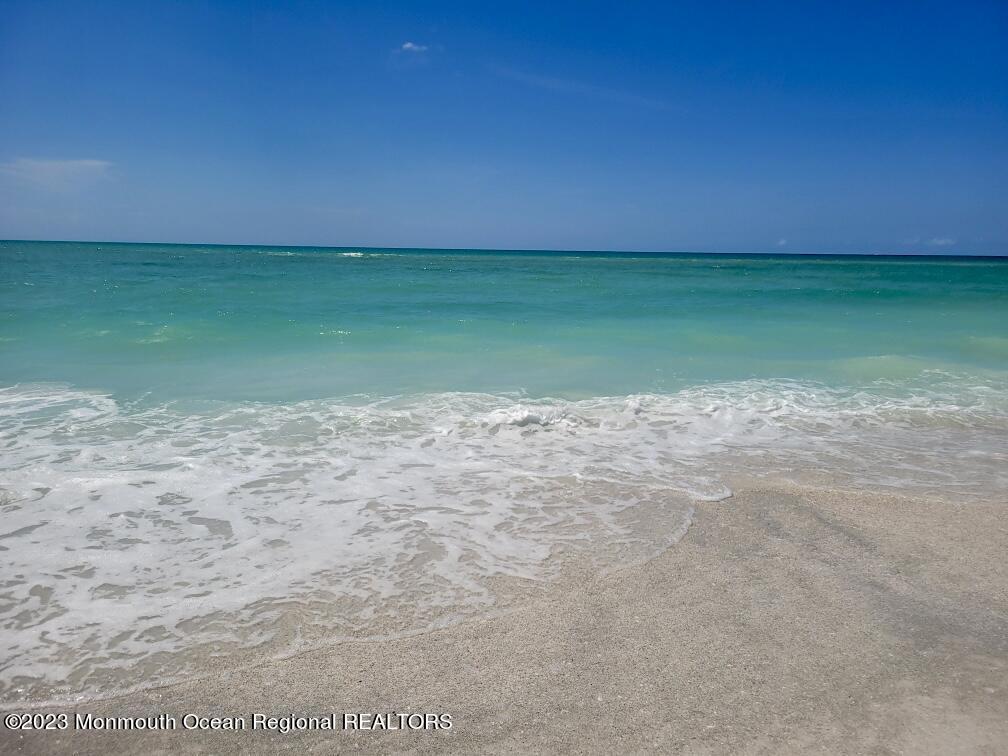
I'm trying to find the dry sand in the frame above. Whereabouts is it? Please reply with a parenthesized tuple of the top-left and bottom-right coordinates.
(3, 485, 1007, 755)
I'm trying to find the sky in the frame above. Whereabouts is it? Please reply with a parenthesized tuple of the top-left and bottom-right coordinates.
(1, 0, 1006, 253)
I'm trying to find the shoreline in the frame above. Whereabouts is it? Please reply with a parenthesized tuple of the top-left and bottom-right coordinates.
(3, 481, 1003, 753)
(3, 483, 1007, 754)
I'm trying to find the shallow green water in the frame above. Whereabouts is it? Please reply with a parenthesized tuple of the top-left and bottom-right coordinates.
(2, 241, 1005, 399)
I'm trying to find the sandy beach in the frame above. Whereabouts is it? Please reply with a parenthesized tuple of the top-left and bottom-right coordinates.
(3, 484, 1006, 755)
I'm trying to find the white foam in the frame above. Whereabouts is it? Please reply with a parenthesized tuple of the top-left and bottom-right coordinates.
(481, 404, 576, 427)
(0, 376, 1005, 702)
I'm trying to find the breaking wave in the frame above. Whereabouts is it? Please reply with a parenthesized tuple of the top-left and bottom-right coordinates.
(0, 374, 1005, 703)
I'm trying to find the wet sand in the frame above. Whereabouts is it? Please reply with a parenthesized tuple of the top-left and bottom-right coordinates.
(4, 485, 1007, 754)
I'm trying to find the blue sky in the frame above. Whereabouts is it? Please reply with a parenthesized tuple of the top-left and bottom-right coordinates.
(1, 0, 1006, 253)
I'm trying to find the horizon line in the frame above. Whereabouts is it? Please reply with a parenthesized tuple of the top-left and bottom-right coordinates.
(1, 238, 1006, 259)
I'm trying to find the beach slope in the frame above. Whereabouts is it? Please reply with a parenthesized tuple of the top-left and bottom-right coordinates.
(4, 486, 1007, 754)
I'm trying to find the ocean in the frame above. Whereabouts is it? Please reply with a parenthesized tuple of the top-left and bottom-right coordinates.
(1, 240, 1006, 703)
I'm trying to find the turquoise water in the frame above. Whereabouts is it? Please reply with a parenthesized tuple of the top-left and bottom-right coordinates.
(2, 241, 1007, 399)
(1, 240, 1007, 703)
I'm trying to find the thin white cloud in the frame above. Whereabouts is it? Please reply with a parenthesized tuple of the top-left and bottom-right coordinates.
(491, 65, 671, 110)
(0, 158, 112, 191)
(401, 41, 428, 53)
(928, 237, 956, 247)
(777, 238, 788, 247)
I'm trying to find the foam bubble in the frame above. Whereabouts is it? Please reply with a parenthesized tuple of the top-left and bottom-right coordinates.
(0, 375, 1005, 703)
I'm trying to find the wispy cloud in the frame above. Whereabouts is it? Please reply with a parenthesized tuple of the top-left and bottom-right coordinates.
(491, 66, 671, 110)
(777, 238, 788, 247)
(928, 237, 956, 247)
(0, 158, 112, 191)
(390, 41, 435, 70)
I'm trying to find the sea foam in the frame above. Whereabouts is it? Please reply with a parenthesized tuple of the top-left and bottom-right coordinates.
(0, 376, 1005, 703)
